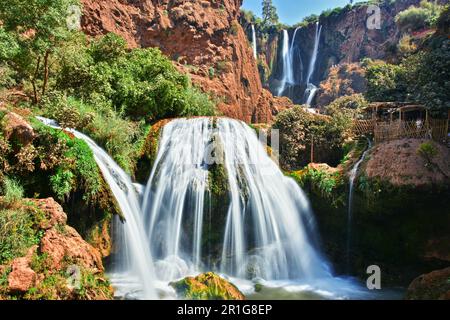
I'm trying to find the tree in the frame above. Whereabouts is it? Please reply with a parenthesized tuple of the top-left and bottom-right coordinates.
(262, 0, 279, 26)
(0, 0, 80, 103)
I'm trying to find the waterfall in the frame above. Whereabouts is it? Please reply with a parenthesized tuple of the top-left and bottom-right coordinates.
(143, 117, 331, 281)
(142, 118, 211, 279)
(346, 138, 372, 273)
(305, 22, 322, 106)
(251, 24, 257, 59)
(277, 30, 293, 96)
(37, 117, 157, 299)
(277, 28, 302, 97)
(306, 22, 322, 85)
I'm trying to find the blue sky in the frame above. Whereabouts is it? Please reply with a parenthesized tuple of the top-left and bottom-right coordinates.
(242, 0, 366, 25)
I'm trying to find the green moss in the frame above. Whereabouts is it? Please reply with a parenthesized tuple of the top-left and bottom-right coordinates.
(171, 272, 245, 300)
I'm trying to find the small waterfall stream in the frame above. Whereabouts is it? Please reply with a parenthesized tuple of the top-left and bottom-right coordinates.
(277, 28, 301, 96)
(346, 138, 372, 272)
(37, 117, 157, 299)
(251, 24, 257, 59)
(304, 22, 322, 106)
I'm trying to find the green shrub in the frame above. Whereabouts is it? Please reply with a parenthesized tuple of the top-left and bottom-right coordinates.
(273, 106, 352, 170)
(1, 176, 24, 205)
(56, 36, 216, 122)
(325, 94, 368, 119)
(395, 0, 443, 32)
(0, 207, 41, 264)
(417, 141, 438, 168)
(362, 58, 408, 102)
(50, 169, 75, 201)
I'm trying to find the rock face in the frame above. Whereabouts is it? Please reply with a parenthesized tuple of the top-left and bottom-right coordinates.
(406, 267, 450, 300)
(80, 0, 279, 123)
(170, 272, 245, 300)
(315, 63, 367, 107)
(250, 0, 420, 104)
(364, 139, 450, 187)
(0, 197, 111, 299)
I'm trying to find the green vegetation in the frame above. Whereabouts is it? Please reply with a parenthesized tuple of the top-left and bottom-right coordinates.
(170, 272, 245, 300)
(262, 0, 279, 27)
(288, 167, 343, 204)
(0, 0, 80, 103)
(417, 141, 438, 169)
(273, 106, 355, 170)
(0, 206, 42, 265)
(362, 59, 408, 102)
(325, 94, 368, 120)
(363, 6, 449, 114)
(1, 176, 24, 206)
(395, 0, 443, 32)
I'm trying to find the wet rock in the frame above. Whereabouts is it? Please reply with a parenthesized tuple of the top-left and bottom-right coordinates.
(406, 267, 450, 300)
(170, 272, 245, 300)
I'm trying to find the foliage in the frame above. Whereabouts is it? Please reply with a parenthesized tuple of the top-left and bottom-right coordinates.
(325, 94, 368, 120)
(362, 58, 408, 102)
(56, 33, 216, 122)
(417, 141, 438, 168)
(273, 106, 353, 170)
(397, 34, 418, 58)
(0, 206, 41, 265)
(1, 176, 24, 206)
(0, 0, 80, 102)
(401, 35, 450, 113)
(395, 0, 443, 32)
(262, 0, 279, 27)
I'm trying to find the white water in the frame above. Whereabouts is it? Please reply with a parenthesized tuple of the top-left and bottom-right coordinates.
(277, 28, 302, 96)
(251, 24, 257, 59)
(346, 138, 372, 272)
(38, 116, 379, 300)
(37, 117, 157, 299)
(305, 22, 322, 86)
(142, 118, 332, 283)
(305, 23, 322, 106)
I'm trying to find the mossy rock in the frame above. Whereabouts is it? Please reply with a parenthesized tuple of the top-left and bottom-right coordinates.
(170, 272, 245, 300)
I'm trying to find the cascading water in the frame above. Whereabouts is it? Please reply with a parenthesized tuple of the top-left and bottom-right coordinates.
(304, 22, 322, 106)
(38, 116, 376, 300)
(277, 30, 292, 96)
(251, 24, 257, 59)
(143, 117, 331, 282)
(277, 28, 302, 97)
(346, 138, 372, 272)
(37, 117, 157, 299)
(217, 119, 330, 280)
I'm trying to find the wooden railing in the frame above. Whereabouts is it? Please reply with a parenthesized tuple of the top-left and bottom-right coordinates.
(352, 119, 449, 144)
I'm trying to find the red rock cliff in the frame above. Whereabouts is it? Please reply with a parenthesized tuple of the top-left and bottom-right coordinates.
(80, 0, 279, 123)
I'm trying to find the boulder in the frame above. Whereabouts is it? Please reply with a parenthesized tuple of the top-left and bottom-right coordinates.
(31, 197, 68, 230)
(406, 267, 450, 300)
(170, 272, 245, 300)
(1, 112, 35, 146)
(7, 246, 37, 293)
(40, 226, 103, 272)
